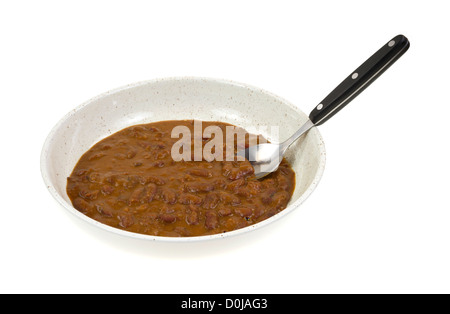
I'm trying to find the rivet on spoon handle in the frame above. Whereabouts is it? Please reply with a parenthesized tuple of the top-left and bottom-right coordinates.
(309, 34, 410, 126)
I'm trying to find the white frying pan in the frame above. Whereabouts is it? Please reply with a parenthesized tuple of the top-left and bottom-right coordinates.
(41, 35, 409, 242)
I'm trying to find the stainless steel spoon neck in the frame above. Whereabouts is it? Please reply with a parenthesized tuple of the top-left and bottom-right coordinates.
(279, 119, 315, 153)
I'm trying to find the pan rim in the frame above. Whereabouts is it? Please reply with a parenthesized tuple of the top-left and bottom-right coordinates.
(40, 76, 326, 242)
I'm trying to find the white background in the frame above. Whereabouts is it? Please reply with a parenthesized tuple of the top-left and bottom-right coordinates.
(1, 0, 449, 294)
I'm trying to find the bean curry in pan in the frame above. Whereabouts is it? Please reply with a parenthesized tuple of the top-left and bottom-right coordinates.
(67, 120, 295, 237)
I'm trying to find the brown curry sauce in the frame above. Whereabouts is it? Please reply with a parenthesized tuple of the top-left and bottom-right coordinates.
(67, 120, 295, 237)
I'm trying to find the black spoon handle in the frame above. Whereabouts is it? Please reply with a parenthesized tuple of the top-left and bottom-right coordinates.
(309, 34, 410, 126)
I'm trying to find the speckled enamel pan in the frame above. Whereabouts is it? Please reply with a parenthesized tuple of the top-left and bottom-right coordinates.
(41, 36, 408, 242)
(41, 35, 410, 242)
(40, 77, 326, 241)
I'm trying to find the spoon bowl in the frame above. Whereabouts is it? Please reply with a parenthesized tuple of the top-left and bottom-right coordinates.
(237, 143, 284, 179)
(238, 120, 315, 179)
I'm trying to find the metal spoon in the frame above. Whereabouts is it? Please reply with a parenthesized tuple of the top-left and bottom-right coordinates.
(238, 34, 410, 179)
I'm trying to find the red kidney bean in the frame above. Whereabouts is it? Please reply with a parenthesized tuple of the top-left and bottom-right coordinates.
(101, 185, 114, 195)
(159, 213, 176, 223)
(202, 192, 220, 209)
(96, 203, 113, 218)
(142, 183, 158, 203)
(185, 182, 215, 193)
(186, 210, 199, 225)
(118, 214, 135, 228)
(178, 193, 203, 205)
(72, 198, 94, 214)
(205, 211, 218, 230)
(161, 188, 178, 204)
(234, 207, 253, 218)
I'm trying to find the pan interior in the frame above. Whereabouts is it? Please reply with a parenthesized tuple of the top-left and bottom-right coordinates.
(41, 77, 325, 240)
